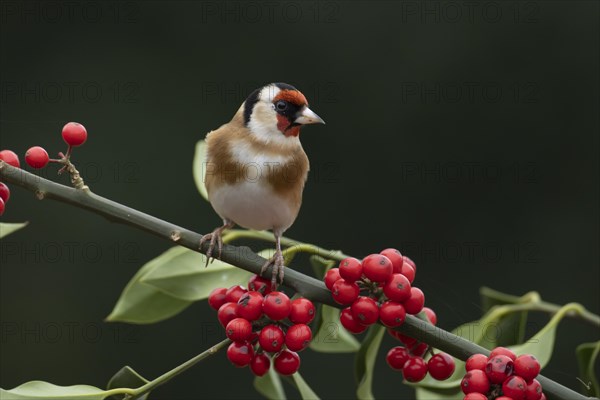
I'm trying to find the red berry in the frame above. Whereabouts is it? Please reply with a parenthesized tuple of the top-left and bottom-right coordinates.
(274, 349, 300, 375)
(411, 342, 429, 357)
(0, 182, 10, 203)
(324, 268, 342, 290)
(428, 352, 456, 380)
(525, 378, 542, 400)
(0, 150, 20, 168)
(464, 394, 488, 400)
(262, 291, 291, 320)
(362, 254, 393, 282)
(340, 307, 367, 334)
(490, 346, 517, 361)
(466, 354, 488, 371)
(486, 355, 514, 384)
(248, 275, 272, 295)
(236, 291, 264, 321)
(351, 296, 380, 325)
(250, 353, 271, 376)
(400, 263, 416, 283)
(383, 273, 412, 302)
(386, 346, 410, 370)
(496, 397, 513, 400)
(227, 341, 254, 367)
(461, 369, 490, 394)
(331, 279, 360, 305)
(259, 324, 285, 353)
(217, 302, 238, 327)
(399, 334, 418, 347)
(423, 307, 437, 325)
(387, 328, 402, 341)
(24, 146, 49, 169)
(225, 285, 247, 303)
(403, 287, 425, 314)
(208, 287, 227, 310)
(503, 375, 527, 400)
(539, 394, 547, 400)
(225, 318, 253, 342)
(289, 298, 315, 324)
(387, 329, 417, 347)
(0, 197, 5, 217)
(62, 122, 87, 146)
(380, 248, 404, 273)
(379, 301, 406, 327)
(402, 356, 428, 382)
(338, 257, 363, 282)
(285, 323, 312, 352)
(514, 354, 541, 382)
(403, 255, 416, 271)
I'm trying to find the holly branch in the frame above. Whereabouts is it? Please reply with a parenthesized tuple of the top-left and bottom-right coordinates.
(1, 160, 597, 400)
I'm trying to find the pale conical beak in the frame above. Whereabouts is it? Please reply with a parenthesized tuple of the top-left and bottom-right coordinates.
(294, 106, 325, 125)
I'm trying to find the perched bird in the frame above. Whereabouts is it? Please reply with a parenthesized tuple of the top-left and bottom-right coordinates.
(200, 82, 325, 287)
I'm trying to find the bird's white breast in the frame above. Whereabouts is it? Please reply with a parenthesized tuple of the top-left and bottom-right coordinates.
(209, 180, 297, 233)
(228, 140, 292, 166)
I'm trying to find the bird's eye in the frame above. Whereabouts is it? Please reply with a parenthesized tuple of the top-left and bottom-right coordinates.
(275, 100, 288, 111)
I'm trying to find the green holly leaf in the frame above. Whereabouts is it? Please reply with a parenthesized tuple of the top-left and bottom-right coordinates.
(480, 287, 530, 346)
(192, 140, 209, 201)
(355, 325, 385, 400)
(0, 381, 131, 400)
(107, 366, 149, 400)
(0, 222, 28, 238)
(254, 359, 286, 400)
(140, 246, 253, 301)
(310, 305, 360, 353)
(576, 341, 600, 397)
(291, 373, 320, 400)
(309, 254, 336, 279)
(106, 247, 193, 324)
(308, 254, 359, 353)
(508, 303, 582, 367)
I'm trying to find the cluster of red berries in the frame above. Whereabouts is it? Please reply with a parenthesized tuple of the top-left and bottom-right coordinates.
(462, 347, 545, 400)
(387, 343, 455, 383)
(209, 274, 315, 376)
(385, 297, 455, 382)
(0, 181, 10, 216)
(325, 249, 419, 331)
(325, 248, 455, 382)
(0, 149, 19, 216)
(0, 122, 87, 216)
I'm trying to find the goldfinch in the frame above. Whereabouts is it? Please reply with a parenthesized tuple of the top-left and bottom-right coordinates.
(201, 82, 325, 287)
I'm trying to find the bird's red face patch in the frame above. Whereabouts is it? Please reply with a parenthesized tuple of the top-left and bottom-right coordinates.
(273, 90, 307, 107)
(273, 89, 306, 137)
(276, 114, 301, 137)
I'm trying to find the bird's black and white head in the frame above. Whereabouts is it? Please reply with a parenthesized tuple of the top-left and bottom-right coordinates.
(241, 83, 324, 144)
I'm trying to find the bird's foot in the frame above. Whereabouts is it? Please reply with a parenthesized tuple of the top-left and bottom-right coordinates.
(260, 249, 286, 290)
(199, 225, 230, 267)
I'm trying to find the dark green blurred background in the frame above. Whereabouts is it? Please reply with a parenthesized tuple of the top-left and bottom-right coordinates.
(1, 1, 598, 399)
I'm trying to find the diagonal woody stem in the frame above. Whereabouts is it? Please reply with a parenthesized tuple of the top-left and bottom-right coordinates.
(1, 160, 597, 400)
